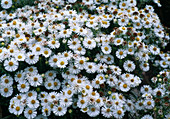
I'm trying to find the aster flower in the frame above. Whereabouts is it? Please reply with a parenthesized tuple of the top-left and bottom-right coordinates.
(123, 60, 136, 72)
(1, 0, 12, 9)
(24, 108, 37, 119)
(4, 58, 19, 72)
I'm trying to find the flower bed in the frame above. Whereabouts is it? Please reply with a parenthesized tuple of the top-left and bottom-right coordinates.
(0, 0, 169, 119)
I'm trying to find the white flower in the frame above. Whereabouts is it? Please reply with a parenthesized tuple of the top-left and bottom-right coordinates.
(42, 48, 52, 58)
(24, 108, 37, 119)
(101, 106, 113, 118)
(4, 58, 19, 72)
(0, 74, 13, 87)
(144, 99, 155, 109)
(28, 74, 43, 87)
(150, 45, 160, 55)
(57, 58, 68, 68)
(42, 106, 51, 116)
(25, 52, 39, 65)
(116, 49, 127, 59)
(53, 106, 67, 116)
(140, 62, 150, 72)
(85, 62, 97, 73)
(101, 45, 112, 54)
(119, 82, 130, 92)
(0, 86, 13, 97)
(17, 80, 30, 93)
(87, 106, 100, 117)
(123, 60, 136, 72)
(113, 108, 125, 119)
(83, 38, 96, 49)
(77, 97, 88, 108)
(27, 97, 39, 109)
(114, 38, 124, 46)
(13, 103, 24, 115)
(1, 0, 12, 9)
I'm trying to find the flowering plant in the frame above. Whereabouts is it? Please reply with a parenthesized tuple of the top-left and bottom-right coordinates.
(0, 0, 169, 119)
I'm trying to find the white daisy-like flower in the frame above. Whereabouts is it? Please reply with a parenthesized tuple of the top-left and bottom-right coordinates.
(75, 56, 87, 70)
(101, 106, 113, 118)
(42, 48, 52, 58)
(101, 45, 112, 54)
(44, 79, 54, 90)
(53, 105, 67, 116)
(24, 107, 37, 119)
(45, 70, 56, 80)
(74, 46, 86, 55)
(159, 60, 169, 68)
(4, 58, 19, 72)
(32, 44, 44, 55)
(85, 62, 97, 73)
(67, 38, 81, 50)
(60, 95, 73, 107)
(61, 51, 73, 60)
(114, 38, 124, 46)
(42, 106, 51, 116)
(119, 82, 130, 92)
(113, 108, 125, 119)
(116, 49, 127, 59)
(0, 86, 13, 97)
(144, 99, 155, 109)
(0, 74, 13, 87)
(83, 38, 96, 50)
(28, 74, 43, 87)
(13, 103, 24, 115)
(25, 52, 39, 65)
(17, 80, 30, 93)
(87, 106, 100, 117)
(60, 29, 72, 38)
(1, 0, 12, 9)
(153, 88, 165, 97)
(48, 39, 60, 49)
(149, 45, 160, 55)
(27, 97, 39, 109)
(104, 55, 114, 64)
(14, 52, 26, 61)
(140, 62, 150, 72)
(48, 55, 59, 68)
(110, 65, 122, 75)
(77, 97, 88, 108)
(123, 60, 136, 72)
(57, 58, 68, 68)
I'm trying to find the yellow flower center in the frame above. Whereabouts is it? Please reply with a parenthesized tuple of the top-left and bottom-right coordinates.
(8, 61, 14, 66)
(28, 110, 33, 114)
(60, 61, 65, 65)
(36, 47, 41, 51)
(80, 100, 85, 104)
(117, 110, 122, 115)
(58, 107, 62, 111)
(104, 47, 109, 51)
(53, 58, 58, 62)
(119, 51, 123, 55)
(4, 88, 8, 92)
(18, 55, 22, 59)
(16, 106, 20, 111)
(44, 50, 48, 55)
(21, 84, 26, 88)
(4, 79, 9, 83)
(4, 1, 8, 5)
(123, 84, 127, 88)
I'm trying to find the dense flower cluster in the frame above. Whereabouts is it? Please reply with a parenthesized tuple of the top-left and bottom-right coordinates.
(0, 0, 169, 118)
